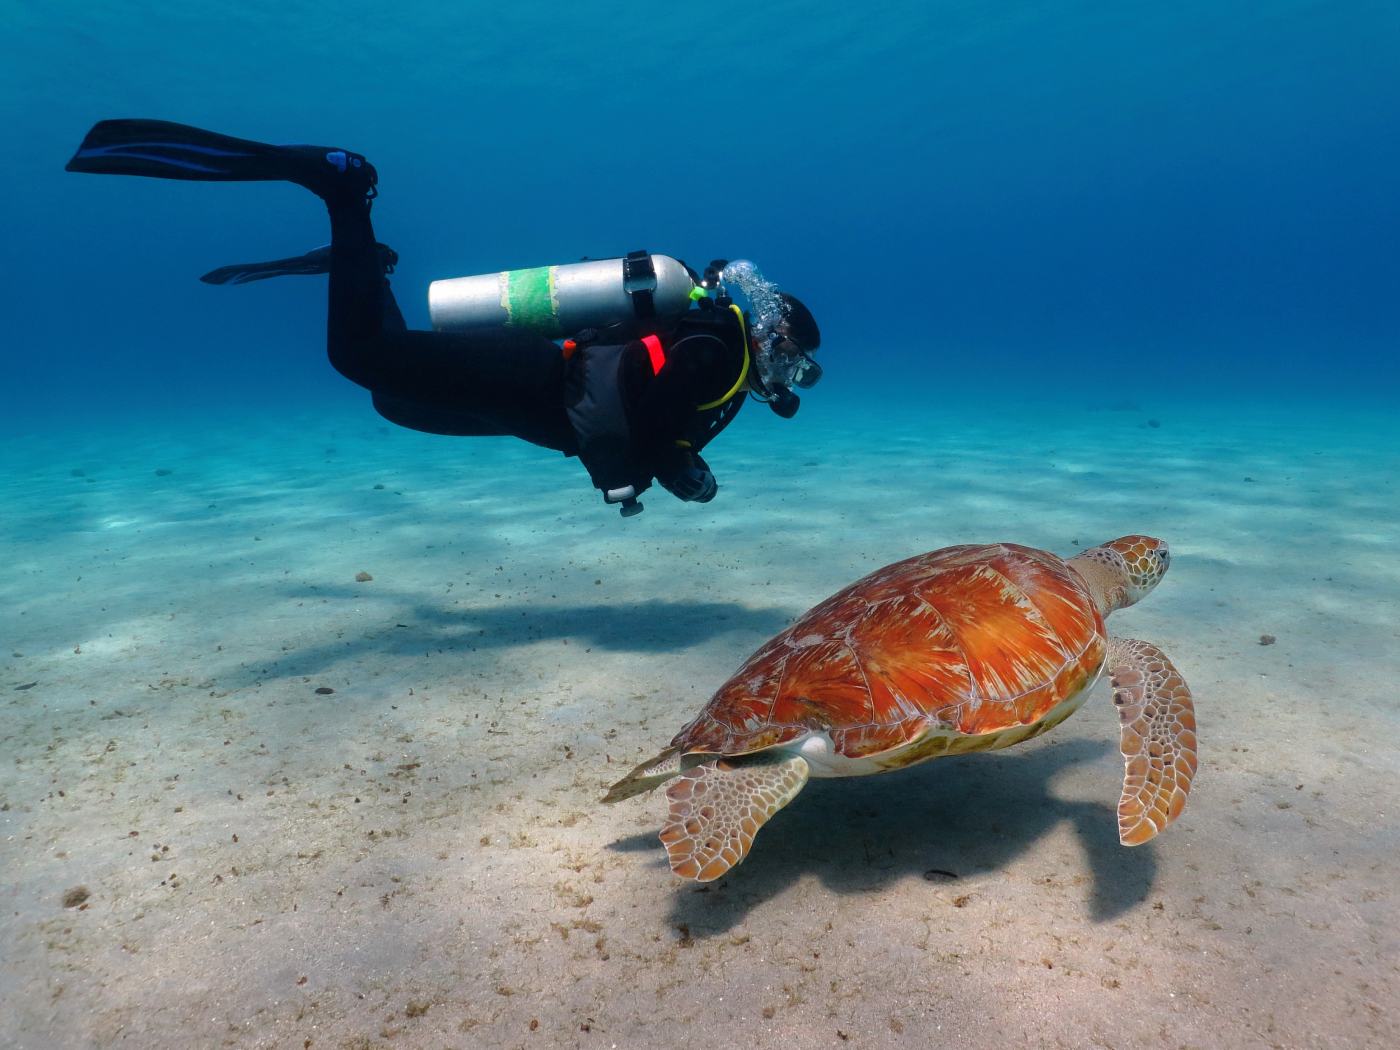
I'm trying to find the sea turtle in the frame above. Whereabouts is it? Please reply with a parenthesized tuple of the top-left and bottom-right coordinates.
(604, 536, 1197, 881)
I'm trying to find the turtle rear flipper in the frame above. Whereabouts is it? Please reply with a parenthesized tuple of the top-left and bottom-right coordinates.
(602, 745, 683, 803)
(660, 754, 809, 881)
(1108, 637, 1198, 845)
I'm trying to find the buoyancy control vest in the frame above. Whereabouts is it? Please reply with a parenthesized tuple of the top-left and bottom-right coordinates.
(563, 303, 750, 504)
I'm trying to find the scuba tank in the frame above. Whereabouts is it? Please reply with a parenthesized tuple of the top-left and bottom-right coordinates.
(428, 250, 696, 338)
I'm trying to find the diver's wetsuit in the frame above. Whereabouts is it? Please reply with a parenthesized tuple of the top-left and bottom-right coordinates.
(325, 199, 578, 451)
(325, 196, 748, 493)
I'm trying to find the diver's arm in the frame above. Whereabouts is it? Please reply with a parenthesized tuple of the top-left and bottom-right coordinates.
(654, 447, 718, 503)
(636, 334, 727, 502)
(630, 333, 727, 448)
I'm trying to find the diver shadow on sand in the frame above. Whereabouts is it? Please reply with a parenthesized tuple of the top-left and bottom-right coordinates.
(396, 597, 795, 653)
(608, 737, 1157, 935)
(213, 585, 797, 689)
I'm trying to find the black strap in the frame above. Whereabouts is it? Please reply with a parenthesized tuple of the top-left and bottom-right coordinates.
(623, 249, 657, 320)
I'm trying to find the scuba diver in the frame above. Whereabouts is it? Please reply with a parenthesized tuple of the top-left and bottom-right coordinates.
(64, 119, 823, 517)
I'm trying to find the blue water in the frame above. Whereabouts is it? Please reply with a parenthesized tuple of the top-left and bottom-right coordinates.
(6, 7, 1400, 1045)
(4, 1, 1399, 422)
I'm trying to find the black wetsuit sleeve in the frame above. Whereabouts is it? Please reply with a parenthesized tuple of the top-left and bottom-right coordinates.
(629, 332, 730, 454)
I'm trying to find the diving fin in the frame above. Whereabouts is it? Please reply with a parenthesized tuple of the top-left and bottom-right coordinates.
(200, 243, 398, 285)
(65, 118, 376, 199)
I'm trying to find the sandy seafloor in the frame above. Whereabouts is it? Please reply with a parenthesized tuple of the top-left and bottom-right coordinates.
(2, 393, 1397, 1050)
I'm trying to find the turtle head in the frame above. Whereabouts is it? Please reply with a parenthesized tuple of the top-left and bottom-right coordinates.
(1070, 535, 1170, 614)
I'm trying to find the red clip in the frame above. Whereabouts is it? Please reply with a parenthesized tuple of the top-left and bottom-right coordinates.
(562, 339, 578, 360)
(641, 333, 665, 374)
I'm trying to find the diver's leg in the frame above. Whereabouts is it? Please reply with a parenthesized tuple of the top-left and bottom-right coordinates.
(323, 195, 400, 385)
(321, 199, 575, 451)
(66, 119, 575, 452)
(63, 118, 477, 401)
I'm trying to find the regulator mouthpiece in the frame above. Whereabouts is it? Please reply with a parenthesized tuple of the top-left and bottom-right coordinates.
(768, 386, 800, 418)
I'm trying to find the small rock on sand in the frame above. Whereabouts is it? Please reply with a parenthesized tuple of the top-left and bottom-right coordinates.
(1259, 634, 1277, 646)
(355, 571, 373, 583)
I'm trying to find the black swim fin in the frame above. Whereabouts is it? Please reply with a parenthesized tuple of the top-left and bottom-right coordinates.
(65, 118, 376, 200)
(200, 243, 398, 285)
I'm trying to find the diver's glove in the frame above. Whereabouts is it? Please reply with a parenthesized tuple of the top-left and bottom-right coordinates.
(656, 449, 718, 503)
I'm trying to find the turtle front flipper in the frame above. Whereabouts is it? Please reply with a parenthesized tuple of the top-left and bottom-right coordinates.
(1107, 637, 1199, 845)
(660, 754, 810, 881)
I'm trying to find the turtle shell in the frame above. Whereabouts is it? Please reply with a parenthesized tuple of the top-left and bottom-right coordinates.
(672, 544, 1106, 761)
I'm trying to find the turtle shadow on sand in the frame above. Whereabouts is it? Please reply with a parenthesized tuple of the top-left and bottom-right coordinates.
(608, 738, 1157, 935)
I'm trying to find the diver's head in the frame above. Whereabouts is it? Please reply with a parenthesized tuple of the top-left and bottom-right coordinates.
(751, 292, 822, 417)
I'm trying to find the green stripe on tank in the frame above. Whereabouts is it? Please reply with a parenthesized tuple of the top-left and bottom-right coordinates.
(502, 266, 561, 335)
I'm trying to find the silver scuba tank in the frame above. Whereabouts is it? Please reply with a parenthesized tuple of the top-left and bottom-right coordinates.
(427, 252, 696, 338)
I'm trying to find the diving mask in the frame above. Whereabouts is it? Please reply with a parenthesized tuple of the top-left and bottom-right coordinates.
(757, 331, 822, 392)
